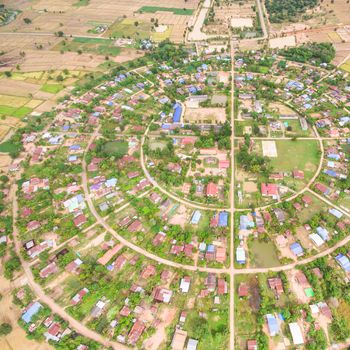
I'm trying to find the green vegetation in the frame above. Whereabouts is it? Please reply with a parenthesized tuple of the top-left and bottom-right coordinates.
(101, 140, 128, 158)
(280, 42, 335, 64)
(265, 0, 318, 23)
(0, 105, 32, 118)
(138, 6, 193, 15)
(0, 323, 12, 336)
(40, 84, 64, 94)
(54, 37, 121, 56)
(249, 240, 280, 268)
(74, 0, 90, 6)
(106, 18, 152, 40)
(0, 5, 19, 26)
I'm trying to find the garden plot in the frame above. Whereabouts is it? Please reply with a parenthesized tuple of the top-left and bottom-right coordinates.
(262, 141, 278, 158)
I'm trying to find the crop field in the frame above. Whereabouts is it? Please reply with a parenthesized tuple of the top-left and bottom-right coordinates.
(105, 18, 152, 40)
(53, 37, 122, 56)
(340, 59, 350, 72)
(138, 6, 194, 15)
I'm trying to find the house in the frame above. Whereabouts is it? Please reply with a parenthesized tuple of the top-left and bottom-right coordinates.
(71, 288, 89, 305)
(73, 214, 87, 227)
(40, 262, 58, 278)
(268, 278, 284, 296)
(315, 183, 330, 196)
(171, 329, 187, 350)
(149, 192, 162, 204)
(44, 322, 62, 342)
(316, 227, 329, 241)
(153, 287, 173, 303)
(266, 314, 279, 336)
(128, 220, 143, 232)
(128, 320, 145, 345)
(236, 247, 246, 264)
(187, 339, 198, 350)
(238, 282, 249, 297)
(335, 254, 350, 272)
(216, 247, 226, 263)
(191, 210, 202, 225)
(206, 182, 218, 197)
(91, 300, 106, 318)
(293, 170, 305, 179)
(65, 258, 83, 274)
(261, 183, 278, 198)
(141, 264, 156, 279)
(27, 220, 41, 231)
(289, 323, 304, 345)
(205, 273, 217, 292)
(290, 242, 304, 257)
(218, 278, 228, 295)
(218, 211, 229, 227)
(97, 244, 123, 265)
(247, 340, 257, 350)
(22, 302, 42, 323)
(309, 233, 325, 247)
(302, 195, 313, 206)
(180, 276, 191, 293)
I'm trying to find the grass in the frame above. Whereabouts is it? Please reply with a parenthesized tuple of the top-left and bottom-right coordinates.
(138, 6, 194, 15)
(40, 84, 64, 94)
(249, 240, 280, 268)
(106, 18, 152, 40)
(73, 0, 89, 7)
(102, 141, 128, 156)
(0, 141, 20, 153)
(0, 105, 32, 118)
(151, 26, 172, 42)
(53, 37, 121, 57)
(264, 140, 320, 181)
(340, 62, 350, 73)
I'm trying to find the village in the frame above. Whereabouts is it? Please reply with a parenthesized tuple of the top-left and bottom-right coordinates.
(0, 24, 349, 350)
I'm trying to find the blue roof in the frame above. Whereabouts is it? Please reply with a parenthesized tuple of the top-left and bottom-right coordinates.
(316, 227, 329, 241)
(191, 210, 201, 225)
(218, 211, 228, 227)
(266, 314, 279, 335)
(290, 242, 303, 256)
(336, 254, 350, 272)
(328, 153, 340, 160)
(239, 215, 255, 230)
(173, 103, 182, 123)
(324, 169, 337, 177)
(329, 208, 343, 219)
(207, 244, 215, 253)
(22, 302, 42, 323)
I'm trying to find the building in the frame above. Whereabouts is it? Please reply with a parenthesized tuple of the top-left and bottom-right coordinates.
(171, 329, 187, 350)
(22, 302, 42, 323)
(266, 314, 279, 336)
(289, 323, 304, 345)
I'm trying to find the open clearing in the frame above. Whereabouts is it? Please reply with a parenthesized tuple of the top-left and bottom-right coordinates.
(262, 141, 278, 158)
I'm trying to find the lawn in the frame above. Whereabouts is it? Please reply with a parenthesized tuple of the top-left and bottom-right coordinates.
(249, 239, 280, 268)
(102, 141, 128, 157)
(106, 18, 152, 40)
(265, 140, 320, 181)
(138, 6, 194, 15)
(40, 84, 64, 94)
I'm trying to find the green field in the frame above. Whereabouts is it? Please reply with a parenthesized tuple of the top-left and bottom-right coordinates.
(40, 84, 64, 94)
(265, 140, 320, 181)
(103, 141, 128, 157)
(138, 6, 194, 15)
(53, 37, 121, 57)
(0, 105, 32, 118)
(0, 141, 20, 153)
(106, 18, 152, 40)
(73, 0, 89, 7)
(249, 240, 280, 268)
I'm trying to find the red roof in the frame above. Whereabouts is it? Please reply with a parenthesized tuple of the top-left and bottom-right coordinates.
(261, 183, 278, 196)
(206, 182, 218, 196)
(97, 244, 123, 265)
(128, 220, 142, 232)
(73, 214, 87, 227)
(293, 170, 305, 179)
(238, 282, 249, 297)
(128, 320, 145, 345)
(141, 264, 156, 279)
(217, 278, 227, 295)
(219, 160, 230, 169)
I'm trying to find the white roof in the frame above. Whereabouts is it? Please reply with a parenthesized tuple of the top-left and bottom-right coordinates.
(310, 304, 319, 314)
(309, 233, 325, 247)
(289, 323, 304, 345)
(187, 339, 198, 350)
(236, 247, 246, 261)
(180, 279, 190, 293)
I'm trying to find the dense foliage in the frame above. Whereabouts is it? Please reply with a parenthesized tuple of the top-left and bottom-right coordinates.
(280, 43, 335, 65)
(265, 0, 318, 23)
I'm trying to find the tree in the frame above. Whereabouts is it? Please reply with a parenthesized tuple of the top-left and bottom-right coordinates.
(23, 18, 32, 24)
(0, 323, 12, 336)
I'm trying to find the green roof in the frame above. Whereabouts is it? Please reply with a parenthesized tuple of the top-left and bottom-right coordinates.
(304, 288, 314, 297)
